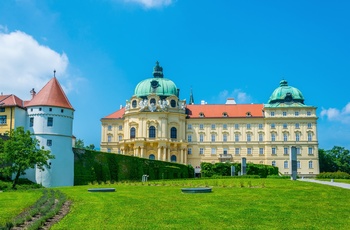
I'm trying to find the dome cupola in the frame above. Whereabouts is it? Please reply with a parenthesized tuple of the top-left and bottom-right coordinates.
(268, 80, 304, 105)
(134, 61, 179, 98)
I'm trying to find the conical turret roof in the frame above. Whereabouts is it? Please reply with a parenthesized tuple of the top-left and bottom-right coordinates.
(26, 77, 74, 110)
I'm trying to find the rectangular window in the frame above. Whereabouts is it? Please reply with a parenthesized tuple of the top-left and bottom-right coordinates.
(259, 134, 263, 142)
(246, 123, 251, 129)
(284, 161, 288, 169)
(270, 111, 275, 116)
(118, 135, 122, 141)
(47, 117, 53, 127)
(108, 125, 112, 131)
(235, 134, 239, 142)
(211, 134, 216, 142)
(307, 123, 312, 129)
(271, 123, 275, 129)
(295, 123, 300, 129)
(272, 161, 276, 166)
(49, 108, 52, 112)
(247, 148, 252, 155)
(283, 111, 287, 116)
(283, 123, 288, 129)
(272, 147, 276, 155)
(0, 108, 5, 112)
(119, 125, 123, 131)
(47, 140, 52, 146)
(187, 135, 192, 142)
(0, 115, 7, 124)
(223, 134, 227, 142)
(295, 111, 299, 116)
(199, 134, 204, 142)
(258, 124, 263, 129)
(259, 148, 264, 155)
(307, 111, 311, 116)
(297, 161, 301, 169)
(211, 124, 216, 130)
(223, 148, 228, 155)
(234, 124, 239, 130)
(309, 161, 313, 169)
(284, 147, 289, 155)
(188, 124, 192, 130)
(271, 134, 276, 142)
(297, 147, 301, 155)
(308, 147, 313, 155)
(247, 134, 251, 142)
(235, 148, 240, 155)
(199, 148, 204, 155)
(283, 134, 288, 141)
(199, 124, 204, 130)
(30, 117, 34, 127)
(108, 136, 112, 142)
(308, 133, 312, 141)
(211, 148, 216, 155)
(223, 124, 227, 129)
(296, 133, 300, 142)
(188, 148, 192, 154)
(107, 148, 111, 153)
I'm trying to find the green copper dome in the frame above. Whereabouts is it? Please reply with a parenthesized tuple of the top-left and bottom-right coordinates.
(268, 80, 304, 104)
(134, 62, 179, 98)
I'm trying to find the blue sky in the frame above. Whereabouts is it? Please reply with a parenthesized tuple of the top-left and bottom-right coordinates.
(0, 0, 349, 150)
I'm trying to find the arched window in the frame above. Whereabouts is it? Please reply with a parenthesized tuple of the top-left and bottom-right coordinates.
(170, 127, 177, 139)
(132, 100, 137, 108)
(171, 155, 177, 162)
(171, 100, 176, 108)
(149, 154, 155, 160)
(130, 127, 136, 139)
(150, 98, 156, 105)
(149, 126, 156, 138)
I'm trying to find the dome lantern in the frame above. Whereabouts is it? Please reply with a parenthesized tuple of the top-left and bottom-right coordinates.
(267, 80, 305, 105)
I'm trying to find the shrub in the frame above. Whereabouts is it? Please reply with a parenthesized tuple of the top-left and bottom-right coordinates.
(316, 171, 350, 179)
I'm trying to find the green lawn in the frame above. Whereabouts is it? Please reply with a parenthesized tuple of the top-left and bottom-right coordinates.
(0, 189, 42, 225)
(2, 178, 350, 229)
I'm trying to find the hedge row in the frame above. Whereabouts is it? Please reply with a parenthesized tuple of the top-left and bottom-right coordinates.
(73, 148, 194, 185)
(201, 162, 279, 178)
(316, 171, 350, 179)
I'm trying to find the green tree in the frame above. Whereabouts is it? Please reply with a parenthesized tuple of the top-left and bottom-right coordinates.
(319, 146, 350, 173)
(0, 127, 54, 189)
(75, 138, 85, 148)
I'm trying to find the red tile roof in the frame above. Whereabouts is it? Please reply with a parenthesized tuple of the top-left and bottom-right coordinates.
(103, 108, 125, 119)
(26, 77, 74, 110)
(0, 94, 25, 108)
(186, 104, 264, 118)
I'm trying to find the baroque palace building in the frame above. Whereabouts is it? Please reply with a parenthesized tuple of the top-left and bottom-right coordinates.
(100, 62, 319, 176)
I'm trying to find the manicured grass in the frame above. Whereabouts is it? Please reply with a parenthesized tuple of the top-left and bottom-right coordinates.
(48, 178, 350, 229)
(0, 189, 42, 225)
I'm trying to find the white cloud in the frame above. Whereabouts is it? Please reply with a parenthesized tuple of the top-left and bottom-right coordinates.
(122, 0, 173, 8)
(217, 89, 252, 104)
(0, 30, 69, 100)
(320, 102, 350, 124)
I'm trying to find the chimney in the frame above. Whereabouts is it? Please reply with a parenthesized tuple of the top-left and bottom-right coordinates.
(225, 98, 236, 104)
(30, 88, 36, 98)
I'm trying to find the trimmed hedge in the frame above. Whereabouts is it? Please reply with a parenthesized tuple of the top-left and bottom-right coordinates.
(316, 171, 350, 179)
(201, 162, 278, 178)
(73, 148, 194, 185)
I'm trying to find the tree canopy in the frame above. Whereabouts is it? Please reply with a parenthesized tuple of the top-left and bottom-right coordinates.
(0, 127, 54, 189)
(319, 146, 350, 173)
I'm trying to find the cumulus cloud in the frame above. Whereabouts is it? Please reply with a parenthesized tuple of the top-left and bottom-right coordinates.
(0, 29, 69, 100)
(122, 0, 173, 8)
(320, 102, 350, 124)
(217, 89, 252, 104)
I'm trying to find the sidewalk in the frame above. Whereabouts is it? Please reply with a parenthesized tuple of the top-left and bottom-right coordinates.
(298, 178, 350, 190)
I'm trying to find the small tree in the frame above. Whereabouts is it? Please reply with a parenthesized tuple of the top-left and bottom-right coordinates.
(0, 127, 54, 189)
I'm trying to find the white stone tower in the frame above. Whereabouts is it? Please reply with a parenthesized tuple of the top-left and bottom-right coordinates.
(26, 75, 74, 187)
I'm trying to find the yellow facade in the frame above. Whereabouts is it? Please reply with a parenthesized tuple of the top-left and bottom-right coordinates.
(100, 63, 319, 177)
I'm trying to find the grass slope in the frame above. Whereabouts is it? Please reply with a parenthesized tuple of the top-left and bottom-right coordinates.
(48, 178, 350, 229)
